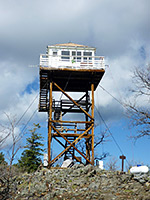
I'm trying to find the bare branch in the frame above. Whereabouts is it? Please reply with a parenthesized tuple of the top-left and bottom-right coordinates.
(126, 64, 150, 138)
(76, 128, 109, 160)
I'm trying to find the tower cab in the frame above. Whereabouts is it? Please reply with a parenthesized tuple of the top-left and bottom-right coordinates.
(40, 42, 105, 69)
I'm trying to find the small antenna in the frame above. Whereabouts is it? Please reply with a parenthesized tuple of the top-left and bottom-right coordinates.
(28, 64, 39, 68)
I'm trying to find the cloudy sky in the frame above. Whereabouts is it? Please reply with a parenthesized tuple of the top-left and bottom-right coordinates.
(0, 0, 150, 167)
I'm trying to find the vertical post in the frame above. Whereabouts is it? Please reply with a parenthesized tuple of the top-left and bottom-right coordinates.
(85, 91, 90, 164)
(48, 82, 53, 165)
(119, 155, 126, 172)
(91, 83, 94, 165)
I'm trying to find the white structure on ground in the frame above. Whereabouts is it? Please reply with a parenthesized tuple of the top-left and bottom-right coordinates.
(43, 153, 48, 167)
(40, 42, 105, 70)
(130, 165, 149, 174)
(61, 159, 74, 168)
(96, 160, 104, 169)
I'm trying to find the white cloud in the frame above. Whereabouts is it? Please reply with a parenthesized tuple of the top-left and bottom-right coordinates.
(0, 60, 37, 110)
(0, 0, 149, 128)
(0, 0, 150, 167)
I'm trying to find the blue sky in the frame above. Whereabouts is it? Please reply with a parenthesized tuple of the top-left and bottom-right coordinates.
(0, 0, 150, 170)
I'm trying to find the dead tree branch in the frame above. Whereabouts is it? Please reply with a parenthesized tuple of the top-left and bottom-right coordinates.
(126, 65, 150, 139)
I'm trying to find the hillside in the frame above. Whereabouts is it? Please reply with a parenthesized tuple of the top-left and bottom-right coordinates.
(1, 164, 150, 200)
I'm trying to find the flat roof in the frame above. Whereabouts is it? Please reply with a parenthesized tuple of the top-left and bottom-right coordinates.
(47, 42, 96, 50)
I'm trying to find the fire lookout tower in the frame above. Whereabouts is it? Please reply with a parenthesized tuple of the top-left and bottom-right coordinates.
(39, 43, 105, 166)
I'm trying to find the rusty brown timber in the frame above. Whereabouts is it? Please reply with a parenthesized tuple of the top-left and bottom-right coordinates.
(39, 66, 105, 166)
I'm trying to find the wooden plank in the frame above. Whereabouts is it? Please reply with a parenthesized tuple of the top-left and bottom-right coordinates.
(51, 120, 92, 124)
(48, 82, 53, 164)
(53, 133, 92, 138)
(49, 124, 93, 165)
(85, 91, 90, 163)
(52, 124, 93, 146)
(40, 66, 105, 73)
(54, 82, 93, 120)
(91, 83, 95, 165)
(54, 129, 86, 132)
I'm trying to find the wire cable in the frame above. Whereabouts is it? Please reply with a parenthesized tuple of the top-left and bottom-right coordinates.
(18, 109, 38, 138)
(15, 93, 39, 127)
(15, 78, 49, 127)
(99, 85, 124, 108)
(7, 78, 49, 151)
(95, 105, 130, 166)
(107, 65, 123, 101)
(8, 108, 38, 152)
(98, 85, 131, 118)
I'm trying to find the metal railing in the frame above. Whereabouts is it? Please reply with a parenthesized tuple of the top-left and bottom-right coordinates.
(40, 54, 105, 69)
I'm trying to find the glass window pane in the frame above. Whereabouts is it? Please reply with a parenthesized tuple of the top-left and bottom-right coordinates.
(61, 57, 70, 60)
(53, 51, 57, 56)
(83, 52, 92, 56)
(72, 51, 76, 56)
(77, 51, 81, 56)
(61, 51, 70, 55)
(77, 57, 81, 62)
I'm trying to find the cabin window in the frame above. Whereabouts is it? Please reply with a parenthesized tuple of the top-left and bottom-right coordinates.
(61, 51, 70, 60)
(83, 52, 92, 56)
(77, 57, 81, 62)
(77, 51, 81, 62)
(83, 52, 92, 61)
(42, 55, 48, 58)
(83, 57, 87, 61)
(53, 51, 57, 56)
(62, 51, 70, 55)
(72, 51, 76, 56)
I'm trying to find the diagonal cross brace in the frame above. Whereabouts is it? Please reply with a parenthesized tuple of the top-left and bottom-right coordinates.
(53, 137, 85, 164)
(49, 124, 93, 165)
(54, 82, 93, 120)
(62, 93, 87, 116)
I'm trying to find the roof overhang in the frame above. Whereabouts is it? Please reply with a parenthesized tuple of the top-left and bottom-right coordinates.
(47, 43, 96, 51)
(40, 67, 105, 92)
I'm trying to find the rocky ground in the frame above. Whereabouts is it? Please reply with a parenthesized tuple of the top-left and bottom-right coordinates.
(1, 164, 150, 199)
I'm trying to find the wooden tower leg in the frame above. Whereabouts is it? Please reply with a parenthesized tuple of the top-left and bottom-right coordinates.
(85, 91, 90, 164)
(48, 82, 53, 165)
(91, 83, 94, 165)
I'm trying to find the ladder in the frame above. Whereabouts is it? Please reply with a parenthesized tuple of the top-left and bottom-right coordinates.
(64, 137, 76, 160)
(39, 72, 49, 112)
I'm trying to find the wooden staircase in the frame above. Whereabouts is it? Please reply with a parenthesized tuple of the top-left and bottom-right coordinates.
(39, 72, 49, 112)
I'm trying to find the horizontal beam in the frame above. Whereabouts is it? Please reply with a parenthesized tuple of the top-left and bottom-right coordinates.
(61, 109, 86, 113)
(49, 124, 93, 165)
(40, 66, 105, 73)
(52, 133, 92, 138)
(51, 120, 92, 124)
(55, 129, 86, 132)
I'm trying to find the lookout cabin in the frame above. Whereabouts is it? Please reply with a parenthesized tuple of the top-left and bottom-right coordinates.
(40, 42, 105, 69)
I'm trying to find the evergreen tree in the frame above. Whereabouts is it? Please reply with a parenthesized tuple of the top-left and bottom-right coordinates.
(0, 152, 7, 165)
(18, 123, 44, 173)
